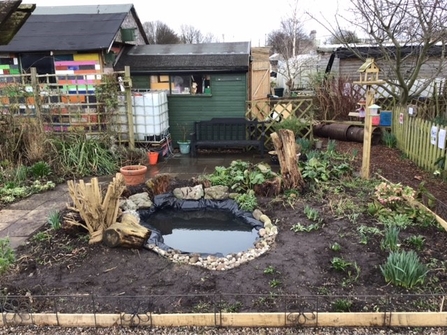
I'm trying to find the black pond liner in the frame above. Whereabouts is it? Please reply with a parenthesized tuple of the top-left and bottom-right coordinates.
(138, 193, 264, 257)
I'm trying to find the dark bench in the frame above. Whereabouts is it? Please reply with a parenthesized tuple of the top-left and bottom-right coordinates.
(190, 117, 266, 157)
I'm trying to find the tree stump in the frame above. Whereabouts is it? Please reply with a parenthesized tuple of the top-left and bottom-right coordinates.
(103, 213, 151, 248)
(270, 129, 305, 191)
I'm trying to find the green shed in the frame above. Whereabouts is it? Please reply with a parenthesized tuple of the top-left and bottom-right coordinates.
(115, 42, 251, 146)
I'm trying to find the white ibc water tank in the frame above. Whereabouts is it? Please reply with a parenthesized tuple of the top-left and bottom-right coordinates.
(132, 91, 169, 141)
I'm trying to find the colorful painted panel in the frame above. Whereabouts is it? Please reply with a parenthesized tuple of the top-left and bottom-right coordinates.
(54, 53, 102, 93)
(0, 55, 20, 76)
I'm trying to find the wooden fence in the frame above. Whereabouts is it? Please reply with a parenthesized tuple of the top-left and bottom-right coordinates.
(0, 67, 134, 145)
(392, 107, 447, 175)
(246, 97, 315, 147)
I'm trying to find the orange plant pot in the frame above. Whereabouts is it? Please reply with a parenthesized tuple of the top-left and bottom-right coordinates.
(147, 151, 159, 165)
(119, 165, 147, 186)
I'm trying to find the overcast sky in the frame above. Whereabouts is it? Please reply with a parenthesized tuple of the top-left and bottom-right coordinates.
(22, 0, 352, 46)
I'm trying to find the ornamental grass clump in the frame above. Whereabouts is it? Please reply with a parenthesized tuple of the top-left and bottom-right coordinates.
(380, 250, 428, 289)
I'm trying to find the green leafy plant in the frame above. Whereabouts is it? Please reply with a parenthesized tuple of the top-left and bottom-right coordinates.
(95, 73, 119, 111)
(357, 225, 382, 244)
(47, 210, 62, 230)
(206, 160, 276, 194)
(380, 213, 412, 230)
(406, 235, 425, 251)
(49, 135, 118, 178)
(264, 265, 280, 275)
(382, 131, 397, 148)
(326, 139, 337, 152)
(304, 205, 323, 223)
(343, 262, 361, 287)
(269, 278, 281, 288)
(381, 225, 400, 252)
(234, 190, 257, 211)
(291, 222, 320, 233)
(32, 231, 51, 243)
(302, 157, 330, 183)
(380, 250, 428, 289)
(28, 161, 52, 179)
(0, 238, 15, 274)
(330, 242, 341, 252)
(331, 257, 352, 272)
(296, 137, 313, 154)
(271, 115, 310, 138)
(218, 301, 243, 313)
(332, 298, 353, 312)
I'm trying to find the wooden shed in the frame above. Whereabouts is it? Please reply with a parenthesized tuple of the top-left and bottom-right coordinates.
(114, 42, 261, 145)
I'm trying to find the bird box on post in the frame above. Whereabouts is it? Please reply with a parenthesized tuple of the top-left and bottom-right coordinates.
(354, 58, 383, 85)
(352, 58, 385, 180)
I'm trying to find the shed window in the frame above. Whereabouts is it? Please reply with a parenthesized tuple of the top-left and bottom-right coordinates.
(171, 74, 211, 95)
(150, 73, 211, 95)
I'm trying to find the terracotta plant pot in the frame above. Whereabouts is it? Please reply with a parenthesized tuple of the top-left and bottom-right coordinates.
(147, 151, 159, 165)
(119, 165, 147, 186)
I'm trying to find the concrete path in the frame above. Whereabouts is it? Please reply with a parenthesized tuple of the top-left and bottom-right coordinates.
(0, 152, 267, 249)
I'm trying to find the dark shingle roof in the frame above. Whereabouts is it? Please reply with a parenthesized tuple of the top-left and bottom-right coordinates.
(115, 42, 251, 73)
(0, 4, 133, 52)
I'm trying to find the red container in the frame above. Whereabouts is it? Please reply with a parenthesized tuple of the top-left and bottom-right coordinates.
(372, 115, 380, 126)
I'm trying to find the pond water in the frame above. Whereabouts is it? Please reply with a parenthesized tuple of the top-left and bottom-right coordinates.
(144, 209, 259, 256)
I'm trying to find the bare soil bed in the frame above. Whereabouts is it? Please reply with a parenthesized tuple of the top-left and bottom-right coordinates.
(1, 139, 447, 316)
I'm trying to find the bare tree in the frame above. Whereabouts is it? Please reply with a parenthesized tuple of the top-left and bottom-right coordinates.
(267, 0, 315, 92)
(311, 0, 447, 106)
(143, 21, 180, 44)
(179, 25, 218, 44)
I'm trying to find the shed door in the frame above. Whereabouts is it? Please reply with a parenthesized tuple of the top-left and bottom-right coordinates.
(249, 60, 270, 120)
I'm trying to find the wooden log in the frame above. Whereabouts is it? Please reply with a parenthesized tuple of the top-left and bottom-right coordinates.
(271, 129, 305, 191)
(103, 213, 151, 248)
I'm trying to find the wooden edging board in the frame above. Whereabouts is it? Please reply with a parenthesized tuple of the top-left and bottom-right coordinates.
(1, 312, 447, 328)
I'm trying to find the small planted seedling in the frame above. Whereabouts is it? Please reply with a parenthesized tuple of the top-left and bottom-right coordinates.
(47, 210, 62, 230)
(304, 205, 323, 224)
(330, 242, 341, 252)
(264, 265, 280, 275)
(331, 257, 352, 272)
(381, 225, 400, 252)
(0, 238, 15, 275)
(406, 235, 425, 251)
(332, 298, 353, 312)
(269, 279, 281, 288)
(291, 222, 319, 233)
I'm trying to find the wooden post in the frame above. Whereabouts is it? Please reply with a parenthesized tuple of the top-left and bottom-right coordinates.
(360, 87, 375, 179)
(30, 67, 41, 118)
(125, 66, 135, 149)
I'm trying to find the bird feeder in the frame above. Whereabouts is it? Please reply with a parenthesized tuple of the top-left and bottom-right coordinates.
(368, 104, 381, 115)
(368, 104, 381, 126)
(356, 58, 381, 84)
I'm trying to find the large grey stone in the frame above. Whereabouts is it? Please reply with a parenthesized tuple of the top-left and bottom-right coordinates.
(173, 184, 204, 200)
(204, 185, 229, 200)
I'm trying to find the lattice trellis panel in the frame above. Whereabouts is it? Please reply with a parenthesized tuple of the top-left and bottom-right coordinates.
(246, 98, 315, 148)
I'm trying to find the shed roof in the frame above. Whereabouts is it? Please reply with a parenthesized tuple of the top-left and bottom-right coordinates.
(317, 44, 445, 59)
(115, 42, 251, 73)
(0, 4, 142, 53)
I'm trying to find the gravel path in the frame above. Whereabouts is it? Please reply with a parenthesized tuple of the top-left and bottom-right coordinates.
(0, 326, 446, 334)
